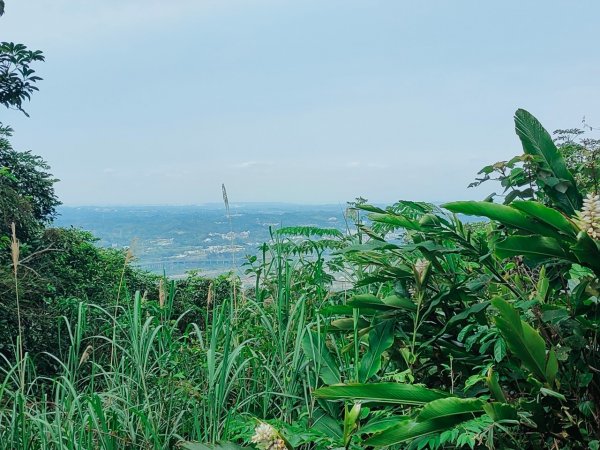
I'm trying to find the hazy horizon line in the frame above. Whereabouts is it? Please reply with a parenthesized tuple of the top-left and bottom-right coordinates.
(57, 199, 448, 208)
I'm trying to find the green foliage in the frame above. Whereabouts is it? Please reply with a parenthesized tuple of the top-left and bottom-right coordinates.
(0, 227, 157, 374)
(0, 108, 599, 450)
(314, 383, 450, 405)
(0, 125, 60, 240)
(491, 297, 553, 383)
(554, 127, 600, 195)
(0, 42, 44, 116)
(305, 110, 600, 449)
(175, 270, 236, 329)
(514, 108, 582, 215)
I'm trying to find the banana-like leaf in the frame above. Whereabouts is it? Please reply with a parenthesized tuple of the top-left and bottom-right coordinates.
(364, 415, 476, 447)
(514, 109, 582, 215)
(302, 330, 340, 385)
(313, 383, 449, 405)
(483, 402, 518, 422)
(492, 297, 547, 381)
(442, 201, 562, 239)
(416, 397, 484, 422)
(511, 200, 578, 238)
(494, 236, 571, 261)
(358, 319, 395, 382)
(348, 294, 415, 311)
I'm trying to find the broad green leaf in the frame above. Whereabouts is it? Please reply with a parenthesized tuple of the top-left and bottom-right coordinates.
(545, 348, 558, 386)
(302, 330, 340, 385)
(571, 231, 600, 277)
(492, 297, 547, 381)
(331, 317, 369, 330)
(483, 402, 518, 422)
(416, 397, 484, 422)
(442, 201, 562, 239)
(514, 109, 582, 215)
(360, 416, 409, 434)
(494, 236, 571, 261)
(359, 319, 395, 382)
(348, 294, 414, 311)
(312, 408, 343, 440)
(314, 383, 450, 405)
(364, 415, 476, 447)
(486, 367, 506, 402)
(511, 201, 578, 238)
(382, 295, 417, 311)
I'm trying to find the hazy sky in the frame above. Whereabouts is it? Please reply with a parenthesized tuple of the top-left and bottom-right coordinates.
(2, 0, 600, 205)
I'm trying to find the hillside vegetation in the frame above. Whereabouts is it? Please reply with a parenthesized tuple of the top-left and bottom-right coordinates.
(1, 10, 600, 449)
(2, 105, 600, 449)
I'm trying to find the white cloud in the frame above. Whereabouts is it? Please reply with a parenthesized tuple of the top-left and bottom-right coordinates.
(233, 161, 274, 169)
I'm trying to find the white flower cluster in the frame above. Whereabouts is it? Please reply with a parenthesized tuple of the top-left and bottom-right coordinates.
(576, 193, 600, 240)
(250, 423, 286, 450)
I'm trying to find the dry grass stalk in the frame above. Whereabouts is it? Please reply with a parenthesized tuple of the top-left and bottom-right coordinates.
(158, 279, 165, 308)
(111, 238, 137, 366)
(78, 345, 93, 367)
(206, 282, 213, 308)
(10, 222, 19, 275)
(10, 223, 25, 392)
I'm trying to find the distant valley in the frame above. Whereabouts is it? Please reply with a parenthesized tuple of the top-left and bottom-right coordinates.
(54, 204, 351, 277)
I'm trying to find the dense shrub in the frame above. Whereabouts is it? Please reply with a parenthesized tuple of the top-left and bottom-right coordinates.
(0, 227, 158, 373)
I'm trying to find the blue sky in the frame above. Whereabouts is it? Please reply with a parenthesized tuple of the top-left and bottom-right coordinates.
(2, 0, 600, 205)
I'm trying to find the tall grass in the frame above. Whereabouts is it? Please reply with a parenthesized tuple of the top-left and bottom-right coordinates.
(0, 227, 341, 448)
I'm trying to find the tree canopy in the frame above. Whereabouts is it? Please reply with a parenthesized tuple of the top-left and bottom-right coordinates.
(0, 42, 44, 116)
(0, 4, 56, 240)
(0, 125, 60, 240)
